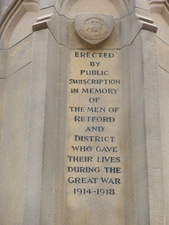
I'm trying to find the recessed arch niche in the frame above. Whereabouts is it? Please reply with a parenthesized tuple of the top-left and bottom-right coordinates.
(0, 0, 39, 49)
(59, 0, 130, 19)
(150, 0, 169, 44)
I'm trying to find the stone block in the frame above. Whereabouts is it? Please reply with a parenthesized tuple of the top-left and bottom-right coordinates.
(157, 37, 169, 73)
(0, 1, 168, 224)
(135, 0, 149, 10)
(40, 0, 54, 9)
(0, 64, 31, 225)
(0, 50, 8, 78)
(7, 36, 32, 77)
(159, 67, 169, 225)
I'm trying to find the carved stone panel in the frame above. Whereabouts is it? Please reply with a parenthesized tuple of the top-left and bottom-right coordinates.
(75, 14, 114, 44)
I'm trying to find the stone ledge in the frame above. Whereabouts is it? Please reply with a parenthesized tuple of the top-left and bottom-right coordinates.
(137, 15, 158, 33)
(32, 14, 53, 31)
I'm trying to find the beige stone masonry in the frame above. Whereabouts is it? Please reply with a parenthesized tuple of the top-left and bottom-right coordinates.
(0, 0, 168, 224)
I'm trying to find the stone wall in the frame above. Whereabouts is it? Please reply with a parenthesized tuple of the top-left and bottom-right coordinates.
(0, 0, 168, 224)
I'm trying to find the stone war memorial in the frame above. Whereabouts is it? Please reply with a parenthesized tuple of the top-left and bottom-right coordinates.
(1, 0, 169, 224)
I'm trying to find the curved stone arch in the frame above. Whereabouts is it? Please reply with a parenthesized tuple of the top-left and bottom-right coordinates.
(150, 0, 169, 43)
(150, 0, 169, 24)
(59, 0, 130, 19)
(108, 0, 130, 17)
(0, 0, 39, 49)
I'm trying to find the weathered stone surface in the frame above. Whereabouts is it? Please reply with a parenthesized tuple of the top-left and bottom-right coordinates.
(130, 31, 150, 225)
(0, 79, 6, 149)
(66, 49, 125, 225)
(0, 64, 31, 225)
(39, 0, 54, 9)
(135, 0, 149, 10)
(75, 14, 114, 45)
(0, 0, 169, 224)
(159, 67, 169, 225)
(0, 0, 14, 17)
(0, 50, 8, 78)
(22, 29, 49, 225)
(8, 11, 37, 48)
(151, 12, 169, 44)
(157, 37, 169, 73)
(141, 30, 164, 224)
(0, 0, 39, 49)
(39, 30, 61, 225)
(7, 36, 32, 77)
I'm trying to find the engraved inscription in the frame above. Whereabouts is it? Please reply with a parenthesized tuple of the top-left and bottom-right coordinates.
(65, 50, 125, 225)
